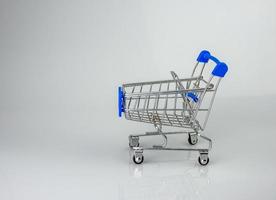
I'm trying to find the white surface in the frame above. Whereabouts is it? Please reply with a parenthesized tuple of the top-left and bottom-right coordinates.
(1, 0, 276, 199)
(0, 96, 276, 200)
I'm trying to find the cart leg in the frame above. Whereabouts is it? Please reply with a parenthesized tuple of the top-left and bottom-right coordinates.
(129, 135, 139, 147)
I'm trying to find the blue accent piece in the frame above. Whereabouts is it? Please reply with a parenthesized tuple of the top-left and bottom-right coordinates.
(212, 62, 228, 77)
(118, 86, 124, 117)
(197, 50, 229, 78)
(197, 50, 211, 63)
(209, 55, 220, 65)
(186, 92, 198, 102)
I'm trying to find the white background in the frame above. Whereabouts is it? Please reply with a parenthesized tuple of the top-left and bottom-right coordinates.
(0, 0, 276, 199)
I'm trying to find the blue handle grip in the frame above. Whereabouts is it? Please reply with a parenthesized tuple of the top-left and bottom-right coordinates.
(196, 50, 228, 78)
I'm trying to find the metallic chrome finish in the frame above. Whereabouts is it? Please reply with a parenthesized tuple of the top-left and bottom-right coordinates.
(122, 60, 224, 165)
(129, 135, 139, 147)
(198, 153, 209, 166)
(132, 147, 144, 164)
(123, 76, 203, 87)
(188, 133, 198, 145)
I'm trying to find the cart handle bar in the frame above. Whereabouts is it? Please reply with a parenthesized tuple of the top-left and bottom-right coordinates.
(197, 50, 228, 78)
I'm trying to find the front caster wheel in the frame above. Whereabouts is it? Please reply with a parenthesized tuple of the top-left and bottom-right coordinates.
(133, 154, 144, 164)
(198, 155, 209, 166)
(188, 134, 198, 145)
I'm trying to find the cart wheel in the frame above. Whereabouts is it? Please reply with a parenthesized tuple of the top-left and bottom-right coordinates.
(133, 154, 144, 164)
(188, 134, 198, 145)
(198, 154, 209, 166)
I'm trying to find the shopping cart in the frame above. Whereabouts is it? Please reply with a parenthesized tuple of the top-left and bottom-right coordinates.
(118, 50, 228, 165)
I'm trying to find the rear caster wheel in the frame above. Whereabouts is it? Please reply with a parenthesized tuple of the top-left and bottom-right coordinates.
(188, 134, 198, 145)
(198, 154, 209, 166)
(133, 154, 144, 164)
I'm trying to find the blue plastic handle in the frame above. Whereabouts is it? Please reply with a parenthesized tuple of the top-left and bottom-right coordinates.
(118, 86, 124, 117)
(196, 50, 228, 78)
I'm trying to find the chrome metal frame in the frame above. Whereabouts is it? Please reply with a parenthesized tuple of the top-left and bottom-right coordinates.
(122, 61, 223, 165)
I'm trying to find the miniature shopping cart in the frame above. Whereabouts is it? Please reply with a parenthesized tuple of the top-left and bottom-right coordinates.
(118, 50, 228, 165)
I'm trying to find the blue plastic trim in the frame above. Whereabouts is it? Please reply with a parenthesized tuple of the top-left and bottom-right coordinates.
(197, 50, 210, 63)
(209, 55, 220, 65)
(118, 86, 124, 117)
(212, 62, 228, 77)
(197, 50, 229, 78)
(186, 92, 198, 102)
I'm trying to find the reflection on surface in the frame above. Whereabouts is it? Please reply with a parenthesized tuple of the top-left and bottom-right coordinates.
(119, 151, 210, 200)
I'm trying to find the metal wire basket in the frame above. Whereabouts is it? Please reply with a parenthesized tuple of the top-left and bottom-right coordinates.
(118, 50, 228, 165)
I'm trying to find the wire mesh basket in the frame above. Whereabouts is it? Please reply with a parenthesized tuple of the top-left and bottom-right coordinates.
(118, 50, 228, 165)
